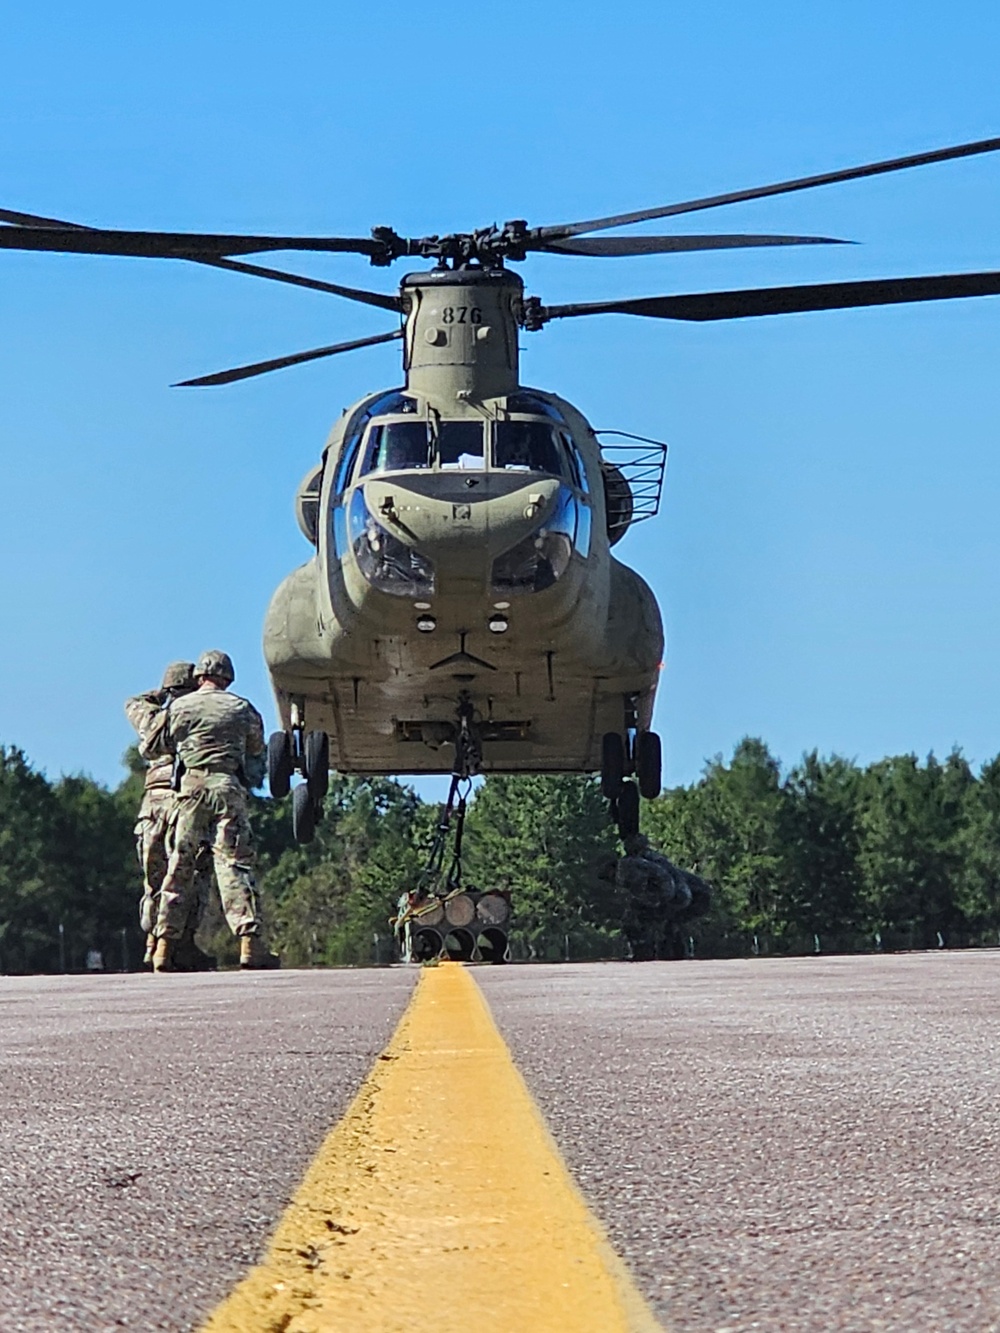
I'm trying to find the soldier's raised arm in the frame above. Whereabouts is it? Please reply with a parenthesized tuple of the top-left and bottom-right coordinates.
(128, 663, 196, 760)
(124, 691, 163, 741)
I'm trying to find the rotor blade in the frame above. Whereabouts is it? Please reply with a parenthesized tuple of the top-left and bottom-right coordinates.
(197, 256, 402, 310)
(533, 135, 1000, 241)
(0, 223, 380, 259)
(539, 232, 851, 256)
(173, 328, 403, 387)
(0, 206, 400, 309)
(542, 271, 1000, 323)
(0, 205, 82, 227)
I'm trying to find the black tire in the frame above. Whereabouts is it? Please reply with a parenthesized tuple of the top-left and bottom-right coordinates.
(616, 780, 640, 839)
(304, 729, 330, 802)
(478, 928, 509, 964)
(267, 731, 294, 800)
(292, 782, 316, 844)
(601, 732, 626, 799)
(636, 730, 662, 800)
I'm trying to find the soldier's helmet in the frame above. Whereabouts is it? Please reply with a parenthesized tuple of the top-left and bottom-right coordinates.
(195, 649, 235, 684)
(161, 661, 196, 690)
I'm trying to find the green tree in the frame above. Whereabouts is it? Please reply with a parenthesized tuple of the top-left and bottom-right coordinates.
(641, 781, 734, 954)
(956, 755, 1000, 943)
(262, 777, 425, 966)
(644, 738, 792, 954)
(0, 747, 67, 972)
(463, 775, 621, 959)
(0, 746, 140, 973)
(781, 752, 864, 951)
(857, 751, 973, 950)
(51, 772, 141, 971)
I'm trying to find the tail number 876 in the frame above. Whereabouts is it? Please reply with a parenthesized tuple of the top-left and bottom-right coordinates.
(441, 306, 483, 325)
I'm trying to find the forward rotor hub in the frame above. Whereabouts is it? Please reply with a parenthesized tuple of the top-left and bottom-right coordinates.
(370, 222, 530, 268)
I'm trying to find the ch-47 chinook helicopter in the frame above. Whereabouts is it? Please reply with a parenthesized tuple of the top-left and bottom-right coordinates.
(6, 136, 1000, 863)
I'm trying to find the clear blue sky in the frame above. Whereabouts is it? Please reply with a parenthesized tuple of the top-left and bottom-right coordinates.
(2, 1, 1000, 792)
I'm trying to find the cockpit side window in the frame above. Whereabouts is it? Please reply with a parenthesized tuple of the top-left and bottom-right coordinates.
(558, 431, 586, 491)
(505, 391, 566, 423)
(360, 420, 431, 476)
(333, 392, 417, 494)
(494, 420, 566, 478)
(437, 421, 485, 470)
(333, 434, 364, 494)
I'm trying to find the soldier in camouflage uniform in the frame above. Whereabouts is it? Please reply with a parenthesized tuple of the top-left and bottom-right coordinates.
(124, 662, 216, 971)
(151, 650, 278, 972)
(611, 833, 712, 961)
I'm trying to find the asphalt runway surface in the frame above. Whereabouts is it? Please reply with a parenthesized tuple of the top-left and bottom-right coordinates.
(479, 953, 1000, 1332)
(2, 955, 998, 1331)
(0, 969, 415, 1331)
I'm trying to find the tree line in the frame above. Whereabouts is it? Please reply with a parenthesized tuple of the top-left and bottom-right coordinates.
(1, 736, 998, 972)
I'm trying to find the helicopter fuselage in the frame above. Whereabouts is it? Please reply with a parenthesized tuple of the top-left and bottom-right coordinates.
(263, 268, 663, 774)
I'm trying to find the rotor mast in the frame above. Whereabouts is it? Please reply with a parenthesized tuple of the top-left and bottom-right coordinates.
(401, 267, 524, 402)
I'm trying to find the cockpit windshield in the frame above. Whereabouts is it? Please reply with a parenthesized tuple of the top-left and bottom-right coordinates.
(493, 421, 566, 477)
(360, 421, 431, 475)
(356, 416, 574, 480)
(438, 421, 485, 470)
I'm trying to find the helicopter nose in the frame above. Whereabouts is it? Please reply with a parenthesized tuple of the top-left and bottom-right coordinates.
(358, 474, 564, 556)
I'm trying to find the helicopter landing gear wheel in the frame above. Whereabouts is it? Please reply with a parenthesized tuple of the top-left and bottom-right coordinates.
(635, 730, 662, 800)
(615, 780, 641, 839)
(267, 731, 294, 800)
(601, 732, 626, 799)
(292, 782, 317, 844)
(304, 730, 330, 803)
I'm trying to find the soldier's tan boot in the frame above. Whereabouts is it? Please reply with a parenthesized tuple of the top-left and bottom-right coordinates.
(151, 937, 176, 973)
(143, 934, 156, 970)
(239, 935, 280, 970)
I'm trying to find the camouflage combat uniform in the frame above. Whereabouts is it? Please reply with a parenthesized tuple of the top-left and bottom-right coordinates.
(616, 833, 711, 960)
(124, 690, 213, 940)
(153, 687, 266, 941)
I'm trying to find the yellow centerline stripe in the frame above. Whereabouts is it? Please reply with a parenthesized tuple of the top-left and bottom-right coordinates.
(200, 963, 664, 1333)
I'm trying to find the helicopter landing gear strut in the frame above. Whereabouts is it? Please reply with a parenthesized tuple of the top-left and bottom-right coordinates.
(393, 695, 511, 964)
(267, 702, 330, 844)
(601, 697, 661, 841)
